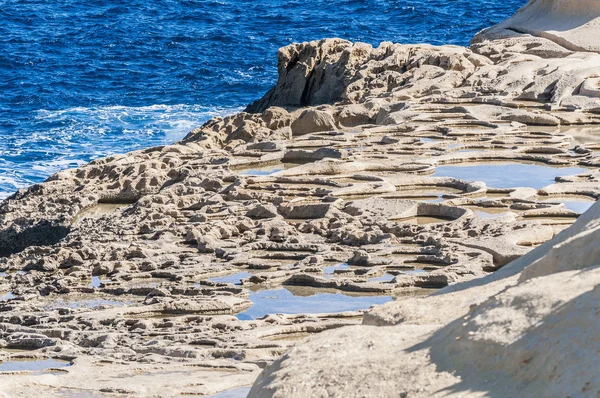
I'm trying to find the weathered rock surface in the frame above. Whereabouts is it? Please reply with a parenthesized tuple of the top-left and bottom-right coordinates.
(245, 2, 600, 395)
(474, 0, 600, 52)
(249, 201, 600, 398)
(1, 1, 600, 395)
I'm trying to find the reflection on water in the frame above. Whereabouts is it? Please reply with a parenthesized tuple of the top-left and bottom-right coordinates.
(0, 292, 15, 301)
(322, 263, 350, 278)
(90, 276, 113, 288)
(474, 210, 513, 219)
(238, 166, 282, 176)
(540, 197, 596, 214)
(205, 387, 251, 398)
(465, 205, 515, 219)
(236, 162, 304, 176)
(533, 125, 600, 145)
(399, 269, 427, 275)
(0, 357, 70, 374)
(368, 273, 395, 282)
(434, 163, 587, 189)
(208, 272, 253, 285)
(236, 287, 392, 320)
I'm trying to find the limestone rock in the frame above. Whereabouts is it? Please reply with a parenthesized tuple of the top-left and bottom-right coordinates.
(247, 204, 279, 219)
(3, 2, 600, 396)
(249, 202, 600, 397)
(473, 0, 600, 53)
(290, 108, 337, 136)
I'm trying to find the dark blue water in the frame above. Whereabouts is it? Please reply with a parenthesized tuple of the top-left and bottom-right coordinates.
(0, 0, 525, 198)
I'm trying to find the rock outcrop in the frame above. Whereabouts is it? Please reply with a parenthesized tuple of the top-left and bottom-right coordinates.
(244, 39, 486, 113)
(473, 0, 600, 52)
(247, 2, 600, 396)
(1, 0, 600, 396)
(249, 200, 600, 398)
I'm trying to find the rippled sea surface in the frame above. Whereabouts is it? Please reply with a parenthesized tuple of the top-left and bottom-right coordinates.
(0, 0, 525, 198)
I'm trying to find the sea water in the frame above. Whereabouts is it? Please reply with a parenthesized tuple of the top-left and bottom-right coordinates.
(0, 0, 525, 198)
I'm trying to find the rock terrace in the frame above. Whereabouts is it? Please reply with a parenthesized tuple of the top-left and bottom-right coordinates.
(2, 6, 600, 396)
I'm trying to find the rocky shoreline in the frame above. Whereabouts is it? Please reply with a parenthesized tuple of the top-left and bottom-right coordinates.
(1, 1, 600, 396)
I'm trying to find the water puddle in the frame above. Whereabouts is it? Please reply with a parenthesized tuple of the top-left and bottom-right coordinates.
(0, 357, 70, 374)
(534, 125, 600, 145)
(238, 165, 283, 176)
(401, 269, 427, 275)
(368, 273, 395, 282)
(382, 194, 447, 203)
(422, 196, 444, 203)
(236, 287, 392, 320)
(474, 210, 513, 219)
(322, 263, 350, 278)
(208, 272, 253, 285)
(236, 162, 303, 177)
(433, 163, 587, 189)
(391, 215, 456, 225)
(0, 271, 27, 278)
(464, 205, 514, 219)
(392, 268, 430, 276)
(89, 276, 112, 288)
(421, 138, 443, 143)
(539, 196, 596, 213)
(205, 387, 251, 398)
(0, 292, 15, 301)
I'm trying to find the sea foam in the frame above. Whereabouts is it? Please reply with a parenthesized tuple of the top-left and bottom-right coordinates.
(0, 104, 238, 198)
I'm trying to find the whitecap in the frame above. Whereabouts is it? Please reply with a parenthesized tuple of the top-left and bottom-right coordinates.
(0, 104, 240, 199)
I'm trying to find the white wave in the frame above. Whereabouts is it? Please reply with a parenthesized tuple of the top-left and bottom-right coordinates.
(35, 104, 241, 142)
(31, 159, 87, 173)
(0, 176, 28, 199)
(0, 104, 243, 199)
(0, 176, 26, 188)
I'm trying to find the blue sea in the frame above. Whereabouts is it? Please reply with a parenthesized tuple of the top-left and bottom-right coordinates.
(0, 0, 525, 198)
